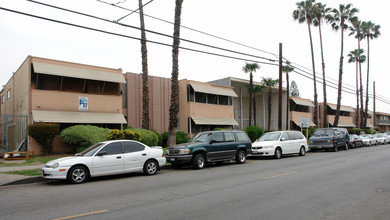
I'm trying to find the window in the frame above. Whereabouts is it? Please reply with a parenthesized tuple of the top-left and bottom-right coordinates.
(123, 141, 145, 153)
(211, 133, 224, 142)
(7, 89, 11, 100)
(281, 132, 289, 141)
(100, 142, 122, 155)
(224, 132, 235, 142)
(1, 95, 4, 104)
(236, 132, 250, 142)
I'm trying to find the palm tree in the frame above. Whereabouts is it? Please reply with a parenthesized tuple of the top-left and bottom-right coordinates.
(290, 80, 300, 97)
(167, 0, 184, 147)
(242, 63, 260, 126)
(252, 85, 265, 127)
(361, 21, 381, 128)
(139, 0, 150, 130)
(282, 65, 294, 130)
(261, 77, 279, 131)
(326, 3, 358, 127)
(348, 49, 366, 127)
(293, 0, 319, 127)
(313, 2, 330, 128)
(349, 20, 365, 128)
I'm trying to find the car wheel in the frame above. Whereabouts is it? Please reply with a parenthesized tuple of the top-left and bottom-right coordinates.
(192, 154, 206, 169)
(144, 160, 158, 175)
(345, 143, 349, 150)
(235, 150, 247, 164)
(333, 145, 338, 152)
(274, 147, 282, 159)
(299, 146, 306, 156)
(68, 166, 88, 184)
(352, 143, 356, 149)
(375, 141, 377, 146)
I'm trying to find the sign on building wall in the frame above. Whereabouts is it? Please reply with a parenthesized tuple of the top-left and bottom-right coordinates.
(300, 117, 310, 128)
(79, 97, 88, 111)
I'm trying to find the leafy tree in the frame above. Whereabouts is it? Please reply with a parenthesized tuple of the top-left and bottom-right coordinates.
(283, 65, 294, 130)
(261, 77, 279, 131)
(293, 0, 319, 127)
(28, 122, 59, 155)
(167, 0, 184, 147)
(242, 63, 260, 126)
(348, 49, 366, 127)
(290, 80, 300, 97)
(361, 21, 381, 128)
(326, 3, 359, 127)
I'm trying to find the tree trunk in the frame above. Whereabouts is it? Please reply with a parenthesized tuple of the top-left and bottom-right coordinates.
(364, 38, 370, 128)
(139, 0, 150, 130)
(319, 23, 327, 128)
(307, 21, 319, 127)
(167, 0, 183, 147)
(249, 73, 253, 127)
(355, 59, 359, 127)
(253, 93, 256, 127)
(333, 24, 345, 127)
(359, 40, 364, 129)
(286, 72, 289, 130)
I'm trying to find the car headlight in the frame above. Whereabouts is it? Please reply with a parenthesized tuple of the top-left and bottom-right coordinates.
(178, 149, 190, 154)
(263, 145, 274, 149)
(46, 163, 59, 169)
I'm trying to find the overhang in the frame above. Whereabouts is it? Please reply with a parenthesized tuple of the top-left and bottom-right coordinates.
(33, 62, 126, 84)
(191, 116, 239, 126)
(32, 110, 127, 124)
(328, 122, 356, 127)
(190, 84, 237, 97)
(292, 119, 316, 127)
(291, 97, 314, 107)
(327, 104, 355, 113)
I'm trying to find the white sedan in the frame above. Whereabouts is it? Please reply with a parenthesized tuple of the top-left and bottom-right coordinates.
(42, 140, 166, 184)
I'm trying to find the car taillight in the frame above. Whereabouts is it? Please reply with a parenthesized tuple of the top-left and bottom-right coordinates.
(162, 151, 165, 157)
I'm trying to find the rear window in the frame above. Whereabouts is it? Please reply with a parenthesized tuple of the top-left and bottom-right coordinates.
(236, 132, 250, 142)
(287, 131, 304, 140)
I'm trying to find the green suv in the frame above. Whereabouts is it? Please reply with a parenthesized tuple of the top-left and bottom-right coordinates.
(165, 130, 252, 169)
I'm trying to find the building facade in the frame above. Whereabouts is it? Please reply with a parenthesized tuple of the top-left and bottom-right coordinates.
(375, 112, 390, 132)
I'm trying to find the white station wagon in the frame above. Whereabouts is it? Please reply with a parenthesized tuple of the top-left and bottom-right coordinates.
(251, 131, 308, 159)
(42, 140, 166, 184)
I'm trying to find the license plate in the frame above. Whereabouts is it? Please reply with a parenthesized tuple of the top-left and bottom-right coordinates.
(169, 158, 175, 161)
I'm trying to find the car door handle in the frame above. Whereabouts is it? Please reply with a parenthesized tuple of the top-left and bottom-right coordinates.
(116, 156, 122, 159)
(142, 153, 147, 156)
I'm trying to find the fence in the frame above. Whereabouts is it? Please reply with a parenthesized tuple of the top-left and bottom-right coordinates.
(0, 115, 28, 153)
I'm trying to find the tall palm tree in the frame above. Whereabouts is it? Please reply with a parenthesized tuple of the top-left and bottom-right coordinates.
(348, 49, 366, 127)
(167, 0, 184, 147)
(261, 77, 279, 131)
(293, 0, 319, 127)
(361, 21, 381, 128)
(313, 2, 330, 128)
(349, 20, 365, 128)
(326, 3, 358, 127)
(242, 63, 260, 126)
(139, 0, 150, 130)
(282, 65, 294, 130)
(251, 85, 265, 127)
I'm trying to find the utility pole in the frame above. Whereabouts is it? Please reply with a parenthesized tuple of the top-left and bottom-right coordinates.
(373, 81, 376, 128)
(278, 43, 283, 131)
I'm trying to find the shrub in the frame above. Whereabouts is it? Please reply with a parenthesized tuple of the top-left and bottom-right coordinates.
(161, 131, 190, 147)
(363, 129, 374, 134)
(348, 128, 363, 135)
(244, 126, 264, 142)
(108, 129, 125, 140)
(126, 128, 158, 146)
(152, 131, 163, 146)
(302, 127, 317, 139)
(60, 125, 111, 152)
(28, 122, 60, 155)
(123, 130, 142, 142)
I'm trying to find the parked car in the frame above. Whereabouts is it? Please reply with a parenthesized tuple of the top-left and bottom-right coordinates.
(309, 128, 349, 152)
(165, 130, 252, 169)
(360, 135, 376, 146)
(373, 133, 386, 145)
(348, 134, 363, 148)
(384, 133, 390, 144)
(42, 140, 166, 184)
(251, 130, 308, 159)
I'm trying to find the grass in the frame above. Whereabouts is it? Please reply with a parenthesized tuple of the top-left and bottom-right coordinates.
(2, 169, 42, 176)
(0, 155, 67, 167)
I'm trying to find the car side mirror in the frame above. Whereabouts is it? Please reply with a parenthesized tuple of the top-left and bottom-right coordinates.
(210, 139, 217, 144)
(97, 151, 107, 156)
(281, 137, 286, 141)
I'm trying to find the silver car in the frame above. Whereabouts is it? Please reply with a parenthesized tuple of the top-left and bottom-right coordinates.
(359, 135, 376, 146)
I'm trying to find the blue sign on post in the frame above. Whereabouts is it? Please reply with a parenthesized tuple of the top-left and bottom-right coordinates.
(79, 97, 88, 111)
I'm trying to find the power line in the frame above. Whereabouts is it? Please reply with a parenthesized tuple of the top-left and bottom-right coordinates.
(116, 0, 154, 22)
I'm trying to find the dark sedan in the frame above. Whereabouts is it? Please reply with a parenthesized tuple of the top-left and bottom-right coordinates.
(349, 134, 363, 148)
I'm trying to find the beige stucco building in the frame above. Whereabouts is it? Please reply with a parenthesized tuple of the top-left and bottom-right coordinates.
(289, 97, 316, 129)
(0, 56, 126, 154)
(375, 112, 390, 132)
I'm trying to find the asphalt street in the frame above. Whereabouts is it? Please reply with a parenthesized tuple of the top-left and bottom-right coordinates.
(1, 144, 390, 220)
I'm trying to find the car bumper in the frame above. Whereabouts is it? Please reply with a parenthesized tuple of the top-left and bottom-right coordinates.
(41, 167, 68, 180)
(250, 148, 274, 156)
(309, 144, 334, 149)
(165, 155, 192, 164)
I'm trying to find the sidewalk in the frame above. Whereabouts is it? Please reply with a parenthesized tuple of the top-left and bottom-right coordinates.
(0, 161, 45, 186)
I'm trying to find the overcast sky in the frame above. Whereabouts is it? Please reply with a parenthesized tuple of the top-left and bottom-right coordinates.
(1, 0, 389, 113)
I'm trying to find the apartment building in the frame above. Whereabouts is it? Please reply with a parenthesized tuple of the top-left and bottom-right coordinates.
(289, 97, 316, 130)
(375, 112, 390, 132)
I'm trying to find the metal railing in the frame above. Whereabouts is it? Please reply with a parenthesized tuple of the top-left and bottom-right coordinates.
(0, 115, 28, 153)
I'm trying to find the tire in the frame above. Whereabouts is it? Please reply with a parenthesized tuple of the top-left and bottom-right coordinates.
(235, 150, 247, 164)
(345, 143, 349, 151)
(144, 160, 158, 175)
(333, 145, 338, 152)
(352, 143, 356, 149)
(274, 148, 282, 159)
(68, 166, 88, 184)
(192, 154, 206, 169)
(299, 146, 306, 156)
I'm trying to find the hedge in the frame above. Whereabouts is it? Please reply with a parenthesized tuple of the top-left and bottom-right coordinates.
(161, 131, 190, 147)
(28, 122, 60, 155)
(126, 128, 159, 146)
(60, 125, 111, 152)
(244, 126, 264, 142)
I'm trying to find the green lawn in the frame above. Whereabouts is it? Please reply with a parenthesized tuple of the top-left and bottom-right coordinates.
(0, 155, 66, 167)
(2, 169, 42, 176)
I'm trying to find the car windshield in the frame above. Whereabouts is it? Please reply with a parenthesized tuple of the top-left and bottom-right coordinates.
(76, 143, 105, 156)
(191, 132, 212, 143)
(313, 129, 334, 136)
(360, 135, 369, 139)
(258, 132, 281, 142)
(374, 134, 383, 137)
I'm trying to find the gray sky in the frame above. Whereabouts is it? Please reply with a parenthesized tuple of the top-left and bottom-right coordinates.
(1, 0, 389, 113)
